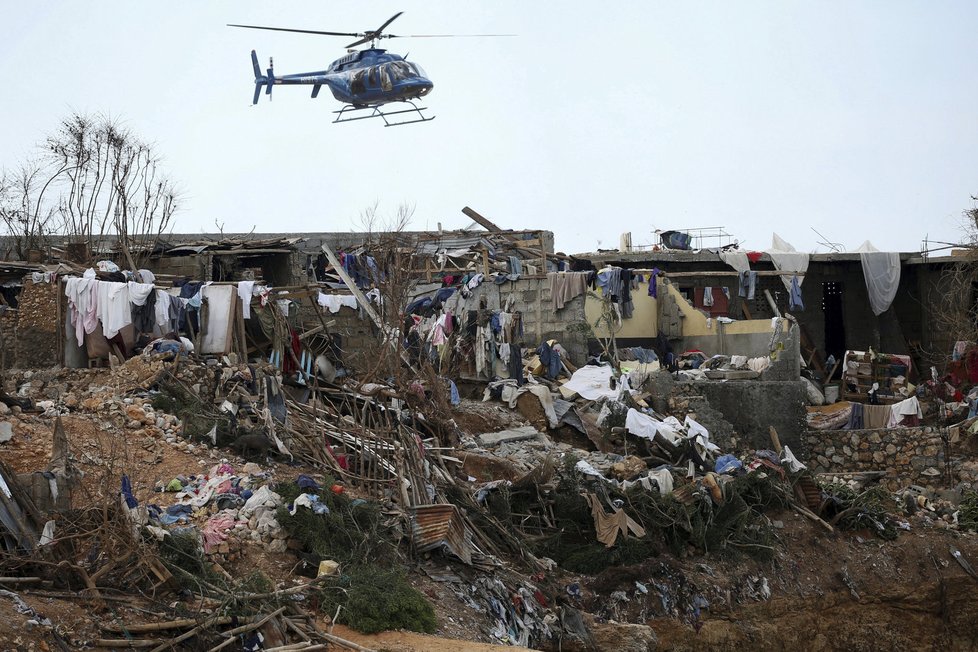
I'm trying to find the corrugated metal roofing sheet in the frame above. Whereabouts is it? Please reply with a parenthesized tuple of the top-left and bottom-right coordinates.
(410, 503, 473, 565)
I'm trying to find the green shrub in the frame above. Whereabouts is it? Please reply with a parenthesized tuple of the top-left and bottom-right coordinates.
(324, 566, 436, 634)
(961, 491, 978, 532)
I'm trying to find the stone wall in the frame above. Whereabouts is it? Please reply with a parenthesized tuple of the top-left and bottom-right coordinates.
(14, 279, 59, 368)
(803, 426, 978, 491)
(0, 307, 16, 370)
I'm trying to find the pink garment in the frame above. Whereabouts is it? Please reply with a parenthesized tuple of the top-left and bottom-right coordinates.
(431, 314, 450, 345)
(201, 512, 236, 552)
(65, 277, 99, 346)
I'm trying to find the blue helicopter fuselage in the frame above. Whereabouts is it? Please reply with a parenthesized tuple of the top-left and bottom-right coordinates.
(253, 48, 433, 107)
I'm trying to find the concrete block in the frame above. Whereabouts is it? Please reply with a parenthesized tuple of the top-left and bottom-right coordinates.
(477, 425, 541, 447)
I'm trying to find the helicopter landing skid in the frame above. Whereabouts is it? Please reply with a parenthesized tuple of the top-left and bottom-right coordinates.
(332, 101, 434, 127)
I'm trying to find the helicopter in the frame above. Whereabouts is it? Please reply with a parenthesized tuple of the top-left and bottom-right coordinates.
(228, 12, 513, 126)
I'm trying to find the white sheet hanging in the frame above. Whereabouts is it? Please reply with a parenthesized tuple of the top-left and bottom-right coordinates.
(855, 240, 900, 316)
(718, 249, 750, 275)
(767, 234, 810, 293)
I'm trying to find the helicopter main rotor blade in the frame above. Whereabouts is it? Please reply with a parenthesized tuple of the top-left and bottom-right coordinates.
(228, 24, 361, 38)
(344, 35, 374, 49)
(385, 33, 518, 39)
(373, 12, 404, 35)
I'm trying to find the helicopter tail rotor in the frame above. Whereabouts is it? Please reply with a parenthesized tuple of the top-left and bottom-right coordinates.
(250, 50, 276, 104)
(266, 57, 274, 100)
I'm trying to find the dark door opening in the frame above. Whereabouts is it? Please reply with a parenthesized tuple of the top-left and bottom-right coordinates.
(822, 281, 845, 378)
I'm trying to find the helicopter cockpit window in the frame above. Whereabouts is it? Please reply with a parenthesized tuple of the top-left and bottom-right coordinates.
(385, 61, 422, 82)
(380, 66, 392, 91)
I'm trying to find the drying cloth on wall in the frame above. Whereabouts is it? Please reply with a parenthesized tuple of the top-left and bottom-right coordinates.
(318, 292, 358, 313)
(719, 250, 751, 275)
(703, 287, 714, 307)
(862, 404, 891, 429)
(767, 234, 809, 294)
(548, 271, 590, 312)
(855, 240, 901, 316)
(237, 281, 255, 319)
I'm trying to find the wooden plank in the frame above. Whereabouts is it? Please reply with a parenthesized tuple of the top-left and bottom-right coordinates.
(513, 239, 542, 248)
(461, 206, 503, 232)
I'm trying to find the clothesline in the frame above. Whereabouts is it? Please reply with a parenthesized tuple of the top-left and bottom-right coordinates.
(546, 269, 805, 278)
(656, 270, 804, 278)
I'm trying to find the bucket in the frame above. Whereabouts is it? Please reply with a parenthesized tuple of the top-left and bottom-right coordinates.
(824, 384, 840, 404)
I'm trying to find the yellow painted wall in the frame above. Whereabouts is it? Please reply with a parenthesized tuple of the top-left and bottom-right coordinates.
(585, 286, 658, 338)
(587, 280, 781, 339)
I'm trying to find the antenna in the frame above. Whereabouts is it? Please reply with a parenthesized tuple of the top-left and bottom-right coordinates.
(810, 227, 843, 253)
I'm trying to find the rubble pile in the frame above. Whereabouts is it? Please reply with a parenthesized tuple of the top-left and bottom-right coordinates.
(2, 250, 978, 650)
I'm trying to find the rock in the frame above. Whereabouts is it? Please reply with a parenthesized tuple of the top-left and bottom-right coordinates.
(0, 422, 13, 443)
(268, 539, 288, 553)
(562, 622, 657, 652)
(868, 433, 881, 444)
(0, 403, 9, 416)
(611, 456, 648, 480)
(885, 444, 897, 455)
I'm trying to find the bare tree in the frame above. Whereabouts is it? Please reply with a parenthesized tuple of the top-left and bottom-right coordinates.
(2, 113, 180, 265)
(0, 159, 66, 260)
(930, 195, 978, 365)
(47, 113, 180, 267)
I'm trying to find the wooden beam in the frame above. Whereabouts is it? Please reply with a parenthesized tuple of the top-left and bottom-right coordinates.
(461, 206, 503, 232)
(319, 244, 383, 329)
(320, 243, 417, 374)
(763, 289, 782, 318)
(661, 270, 805, 278)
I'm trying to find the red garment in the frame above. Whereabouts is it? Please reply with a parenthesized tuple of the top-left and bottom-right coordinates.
(746, 251, 763, 263)
(283, 328, 301, 374)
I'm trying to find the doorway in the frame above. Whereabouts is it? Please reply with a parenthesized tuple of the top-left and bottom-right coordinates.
(822, 281, 845, 377)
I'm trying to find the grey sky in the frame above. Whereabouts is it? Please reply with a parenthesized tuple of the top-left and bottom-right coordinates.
(2, 2, 976, 255)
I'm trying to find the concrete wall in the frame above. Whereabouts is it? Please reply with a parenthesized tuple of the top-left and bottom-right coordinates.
(803, 426, 978, 492)
(670, 380, 809, 452)
(317, 276, 591, 378)
(457, 277, 590, 366)
(147, 251, 305, 286)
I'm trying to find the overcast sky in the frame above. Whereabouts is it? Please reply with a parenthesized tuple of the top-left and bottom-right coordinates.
(2, 2, 976, 255)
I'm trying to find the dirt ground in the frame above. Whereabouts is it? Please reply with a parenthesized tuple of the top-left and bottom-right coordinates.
(332, 625, 537, 652)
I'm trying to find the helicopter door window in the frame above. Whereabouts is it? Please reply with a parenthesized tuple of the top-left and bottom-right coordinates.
(367, 68, 378, 88)
(351, 70, 366, 94)
(380, 66, 393, 91)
